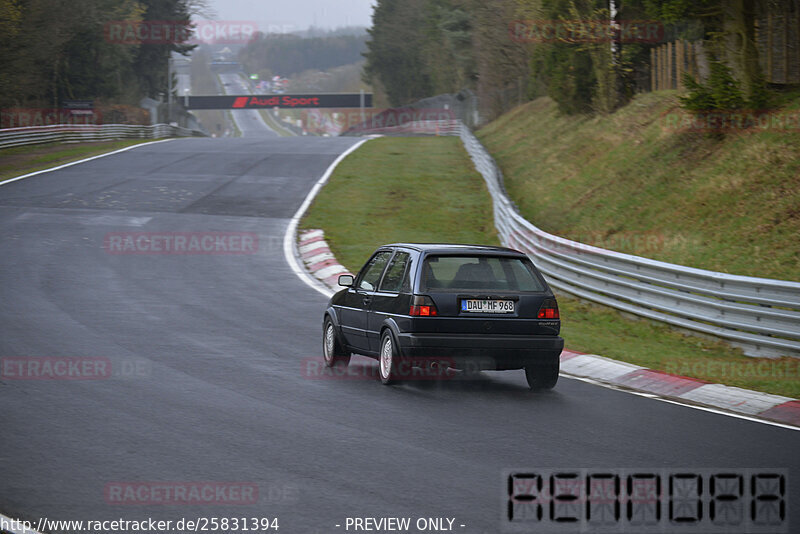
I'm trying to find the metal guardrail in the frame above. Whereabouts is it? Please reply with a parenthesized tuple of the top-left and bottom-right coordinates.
(349, 119, 460, 137)
(343, 119, 462, 137)
(457, 122, 800, 359)
(0, 123, 206, 150)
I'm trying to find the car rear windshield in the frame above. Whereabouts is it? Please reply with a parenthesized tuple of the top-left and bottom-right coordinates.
(421, 255, 545, 292)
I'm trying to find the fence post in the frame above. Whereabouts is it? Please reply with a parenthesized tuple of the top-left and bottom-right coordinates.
(767, 12, 773, 82)
(656, 46, 661, 91)
(676, 40, 684, 89)
(660, 44, 665, 90)
(783, 9, 789, 83)
(651, 48, 656, 91)
(667, 41, 673, 89)
(685, 41, 692, 80)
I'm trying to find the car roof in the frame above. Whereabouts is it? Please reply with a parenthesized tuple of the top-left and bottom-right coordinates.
(383, 243, 526, 256)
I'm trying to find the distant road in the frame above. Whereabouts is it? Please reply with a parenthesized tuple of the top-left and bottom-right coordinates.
(218, 73, 279, 137)
(175, 73, 191, 102)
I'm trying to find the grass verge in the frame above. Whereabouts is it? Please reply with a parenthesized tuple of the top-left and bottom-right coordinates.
(301, 136, 498, 269)
(301, 136, 800, 398)
(259, 110, 295, 136)
(477, 92, 800, 281)
(0, 139, 158, 184)
(227, 111, 242, 137)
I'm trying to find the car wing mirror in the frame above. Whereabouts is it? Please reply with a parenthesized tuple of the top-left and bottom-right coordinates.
(338, 274, 354, 287)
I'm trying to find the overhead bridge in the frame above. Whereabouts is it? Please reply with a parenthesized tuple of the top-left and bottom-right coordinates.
(184, 93, 373, 110)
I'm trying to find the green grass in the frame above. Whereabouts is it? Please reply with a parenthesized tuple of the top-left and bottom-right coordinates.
(301, 135, 800, 398)
(258, 109, 295, 136)
(301, 136, 498, 269)
(227, 111, 242, 137)
(0, 139, 156, 183)
(559, 298, 800, 398)
(477, 92, 800, 281)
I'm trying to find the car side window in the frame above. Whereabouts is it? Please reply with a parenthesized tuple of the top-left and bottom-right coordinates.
(379, 252, 410, 293)
(357, 251, 393, 291)
(400, 259, 413, 292)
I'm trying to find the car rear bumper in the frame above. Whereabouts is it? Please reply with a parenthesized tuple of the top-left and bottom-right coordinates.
(395, 332, 564, 370)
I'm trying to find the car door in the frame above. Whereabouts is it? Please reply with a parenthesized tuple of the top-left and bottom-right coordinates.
(366, 251, 412, 352)
(338, 250, 393, 353)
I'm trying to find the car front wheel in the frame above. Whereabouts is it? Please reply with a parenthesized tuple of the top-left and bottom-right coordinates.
(525, 361, 559, 391)
(323, 318, 350, 368)
(379, 330, 400, 385)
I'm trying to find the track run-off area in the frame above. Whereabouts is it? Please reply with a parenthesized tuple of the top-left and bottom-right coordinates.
(1, 133, 798, 533)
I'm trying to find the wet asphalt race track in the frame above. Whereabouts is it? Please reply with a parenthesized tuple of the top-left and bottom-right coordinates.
(1, 134, 799, 534)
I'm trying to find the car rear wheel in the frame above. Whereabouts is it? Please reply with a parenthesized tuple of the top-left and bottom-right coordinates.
(379, 331, 400, 385)
(525, 361, 559, 390)
(323, 318, 350, 368)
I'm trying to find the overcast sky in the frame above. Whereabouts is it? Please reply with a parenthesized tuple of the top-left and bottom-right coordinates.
(206, 0, 376, 32)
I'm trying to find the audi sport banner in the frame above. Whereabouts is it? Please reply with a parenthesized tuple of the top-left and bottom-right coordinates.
(186, 94, 372, 110)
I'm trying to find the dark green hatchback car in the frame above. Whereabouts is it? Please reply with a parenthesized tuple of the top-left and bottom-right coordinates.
(322, 244, 564, 389)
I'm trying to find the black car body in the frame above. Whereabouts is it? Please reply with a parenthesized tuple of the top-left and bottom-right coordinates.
(322, 244, 564, 389)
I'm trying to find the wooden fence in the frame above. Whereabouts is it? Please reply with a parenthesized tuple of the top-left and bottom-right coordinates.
(757, 1, 800, 84)
(650, 40, 700, 91)
(651, 0, 800, 92)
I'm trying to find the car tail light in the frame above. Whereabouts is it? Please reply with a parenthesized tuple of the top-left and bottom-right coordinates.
(537, 298, 560, 319)
(410, 295, 438, 316)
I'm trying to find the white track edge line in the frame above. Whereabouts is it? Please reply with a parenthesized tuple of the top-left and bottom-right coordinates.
(282, 138, 371, 298)
(560, 372, 800, 432)
(0, 138, 175, 186)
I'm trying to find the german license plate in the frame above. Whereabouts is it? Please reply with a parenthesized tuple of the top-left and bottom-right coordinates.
(461, 299, 514, 313)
